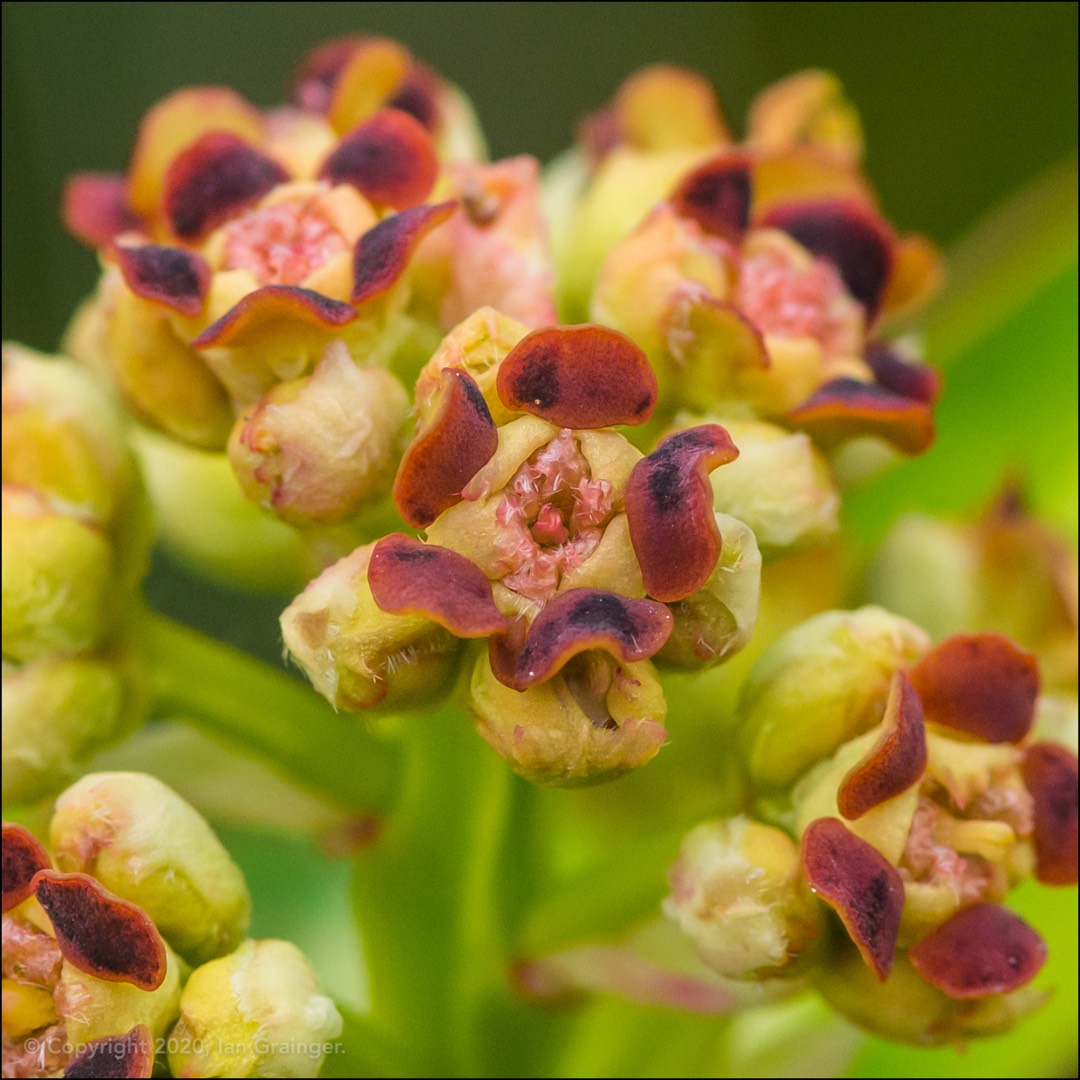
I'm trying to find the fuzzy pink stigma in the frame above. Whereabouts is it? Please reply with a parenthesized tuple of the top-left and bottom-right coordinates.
(221, 196, 349, 286)
(736, 238, 863, 358)
(495, 430, 614, 603)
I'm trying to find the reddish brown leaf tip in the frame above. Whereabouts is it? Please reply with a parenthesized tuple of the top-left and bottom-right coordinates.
(320, 109, 438, 209)
(351, 200, 456, 306)
(393, 367, 497, 528)
(625, 425, 738, 602)
(1022, 742, 1079, 885)
(62, 173, 142, 247)
(670, 152, 752, 243)
(802, 817, 904, 981)
(64, 1026, 154, 1079)
(33, 871, 167, 990)
(162, 132, 288, 241)
(496, 324, 657, 428)
(368, 533, 508, 636)
(497, 588, 672, 690)
(838, 671, 927, 820)
(907, 633, 1039, 743)
(909, 903, 1047, 1000)
(192, 284, 356, 348)
(864, 341, 941, 404)
(762, 199, 895, 318)
(115, 244, 211, 317)
(2, 822, 52, 912)
(787, 377, 935, 454)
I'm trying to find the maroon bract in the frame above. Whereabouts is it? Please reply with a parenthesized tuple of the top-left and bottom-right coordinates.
(63, 1026, 154, 1079)
(32, 871, 167, 991)
(908, 903, 1047, 999)
(115, 244, 211, 318)
(162, 132, 288, 242)
(368, 533, 508, 636)
(838, 672, 927, 820)
(351, 200, 456, 305)
(63, 173, 142, 248)
(670, 152, 752, 244)
(907, 633, 1039, 743)
(321, 109, 438, 210)
(625, 424, 739, 603)
(787, 377, 935, 454)
(496, 325, 657, 428)
(863, 341, 941, 405)
(1022, 742, 1079, 886)
(393, 367, 497, 528)
(491, 589, 673, 691)
(192, 284, 357, 349)
(2, 822, 52, 913)
(802, 817, 904, 981)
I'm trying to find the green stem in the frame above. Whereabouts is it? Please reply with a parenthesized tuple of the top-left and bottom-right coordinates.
(134, 608, 400, 814)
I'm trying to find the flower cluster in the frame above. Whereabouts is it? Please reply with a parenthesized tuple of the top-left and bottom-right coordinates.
(2, 772, 340, 1078)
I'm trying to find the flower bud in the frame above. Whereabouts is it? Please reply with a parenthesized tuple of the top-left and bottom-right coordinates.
(228, 342, 410, 526)
(167, 939, 343, 1079)
(1, 486, 114, 664)
(663, 817, 819, 979)
(1, 657, 129, 806)
(50, 772, 251, 967)
(658, 513, 761, 667)
(281, 542, 460, 711)
(468, 649, 668, 786)
(738, 607, 930, 791)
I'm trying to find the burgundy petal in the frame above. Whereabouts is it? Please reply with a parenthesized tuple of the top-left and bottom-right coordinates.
(387, 62, 440, 131)
(393, 367, 497, 528)
(625, 425, 738, 602)
(62, 172, 142, 247)
(670, 152, 752, 243)
(368, 533, 508, 636)
(496, 325, 657, 428)
(863, 341, 941, 404)
(2, 822, 52, 912)
(786, 377, 935, 454)
(801, 817, 904, 981)
(762, 198, 895, 318)
(192, 284, 357, 349)
(907, 633, 1039, 743)
(351, 201, 456, 306)
(838, 672, 927, 820)
(33, 871, 167, 990)
(162, 132, 288, 241)
(495, 588, 672, 691)
(908, 903, 1047, 1000)
(64, 1026, 154, 1079)
(1022, 742, 1079, 885)
(115, 244, 211, 317)
(321, 109, 438, 210)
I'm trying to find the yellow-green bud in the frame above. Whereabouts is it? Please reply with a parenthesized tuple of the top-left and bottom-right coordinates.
(1, 486, 114, 664)
(50, 772, 251, 967)
(659, 513, 761, 667)
(167, 939, 343, 1079)
(468, 649, 668, 786)
(738, 607, 929, 791)
(663, 817, 819, 979)
(228, 343, 410, 527)
(281, 542, 459, 711)
(2, 657, 129, 806)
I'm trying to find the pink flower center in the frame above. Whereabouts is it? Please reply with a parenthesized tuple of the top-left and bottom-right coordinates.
(736, 239, 864, 358)
(221, 196, 349, 285)
(495, 430, 614, 604)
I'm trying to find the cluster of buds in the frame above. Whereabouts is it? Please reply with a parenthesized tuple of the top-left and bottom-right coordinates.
(2, 347, 151, 804)
(2, 772, 341, 1078)
(62, 36, 558, 574)
(283, 311, 761, 784)
(663, 607, 1078, 1044)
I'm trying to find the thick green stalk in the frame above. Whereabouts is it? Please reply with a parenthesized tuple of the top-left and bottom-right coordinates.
(134, 607, 400, 814)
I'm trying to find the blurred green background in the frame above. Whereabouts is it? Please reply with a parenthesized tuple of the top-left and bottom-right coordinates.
(2, 2, 1077, 350)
